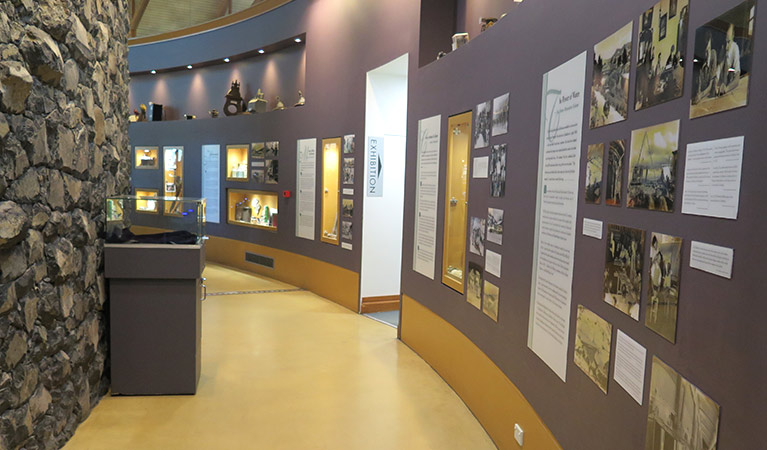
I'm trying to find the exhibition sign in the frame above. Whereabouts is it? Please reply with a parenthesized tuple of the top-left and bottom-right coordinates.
(367, 136, 384, 197)
(413, 115, 441, 280)
(296, 138, 317, 240)
(528, 52, 587, 381)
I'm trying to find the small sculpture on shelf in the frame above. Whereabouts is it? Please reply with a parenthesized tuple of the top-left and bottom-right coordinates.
(139, 104, 147, 122)
(274, 96, 286, 111)
(294, 90, 306, 107)
(479, 17, 497, 32)
(247, 89, 267, 114)
(209, 109, 219, 118)
(224, 80, 245, 116)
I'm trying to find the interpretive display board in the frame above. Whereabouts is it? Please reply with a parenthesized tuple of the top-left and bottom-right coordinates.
(296, 138, 317, 240)
(201, 144, 221, 224)
(413, 115, 441, 280)
(528, 51, 587, 381)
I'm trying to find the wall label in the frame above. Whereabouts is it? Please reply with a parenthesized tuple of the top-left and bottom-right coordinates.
(367, 136, 384, 197)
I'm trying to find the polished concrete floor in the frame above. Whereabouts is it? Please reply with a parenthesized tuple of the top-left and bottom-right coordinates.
(65, 263, 495, 449)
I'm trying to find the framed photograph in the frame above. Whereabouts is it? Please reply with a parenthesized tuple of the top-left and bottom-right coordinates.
(251, 169, 265, 183)
(627, 120, 679, 212)
(491, 93, 509, 136)
(251, 142, 266, 159)
(341, 221, 352, 241)
(585, 143, 604, 204)
(467, 262, 483, 309)
(474, 100, 491, 149)
(590, 23, 632, 129)
(486, 208, 504, 245)
(265, 159, 279, 184)
(603, 224, 645, 320)
(574, 305, 613, 394)
(343, 134, 355, 154)
(469, 217, 486, 256)
(482, 280, 499, 322)
(490, 144, 506, 198)
(342, 199, 354, 218)
(645, 233, 682, 343)
(265, 141, 279, 159)
(343, 158, 355, 185)
(605, 140, 625, 206)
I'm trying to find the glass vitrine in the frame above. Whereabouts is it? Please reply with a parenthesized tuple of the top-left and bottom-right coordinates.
(134, 189, 159, 213)
(442, 111, 472, 293)
(163, 146, 184, 215)
(227, 189, 278, 230)
(105, 195, 206, 244)
(321, 137, 341, 245)
(135, 146, 159, 169)
(226, 145, 249, 181)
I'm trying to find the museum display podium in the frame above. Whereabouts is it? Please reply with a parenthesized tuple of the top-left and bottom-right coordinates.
(105, 242, 206, 395)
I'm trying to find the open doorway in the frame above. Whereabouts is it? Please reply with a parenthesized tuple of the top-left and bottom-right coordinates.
(360, 54, 409, 327)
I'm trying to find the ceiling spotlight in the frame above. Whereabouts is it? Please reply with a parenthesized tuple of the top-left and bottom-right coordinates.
(150, 70, 157, 74)
(187, 64, 193, 69)
(258, 49, 265, 54)
(224, 58, 230, 63)
(294, 37, 302, 43)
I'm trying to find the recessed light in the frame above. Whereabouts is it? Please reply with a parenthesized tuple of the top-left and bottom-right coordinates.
(187, 65, 193, 69)
(258, 49, 265, 54)
(294, 37, 302, 43)
(224, 58, 230, 63)
(150, 70, 157, 74)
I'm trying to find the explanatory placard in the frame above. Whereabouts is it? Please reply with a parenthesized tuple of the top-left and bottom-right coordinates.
(528, 52, 587, 382)
(682, 136, 744, 220)
(296, 138, 317, 240)
(413, 115, 442, 280)
(201, 145, 220, 223)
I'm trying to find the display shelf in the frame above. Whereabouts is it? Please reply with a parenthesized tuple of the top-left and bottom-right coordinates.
(227, 189, 278, 231)
(135, 146, 159, 169)
(163, 146, 185, 215)
(226, 145, 249, 181)
(135, 189, 160, 213)
(321, 137, 341, 245)
(442, 111, 472, 294)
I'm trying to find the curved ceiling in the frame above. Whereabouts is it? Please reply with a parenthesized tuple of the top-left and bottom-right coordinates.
(129, 0, 265, 38)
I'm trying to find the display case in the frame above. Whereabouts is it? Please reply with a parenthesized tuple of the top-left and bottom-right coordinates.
(134, 189, 160, 213)
(106, 195, 206, 244)
(442, 111, 472, 293)
(321, 137, 341, 245)
(226, 145, 249, 181)
(227, 189, 278, 231)
(135, 146, 159, 169)
(163, 146, 184, 215)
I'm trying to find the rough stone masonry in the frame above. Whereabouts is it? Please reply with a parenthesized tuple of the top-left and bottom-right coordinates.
(0, 0, 130, 448)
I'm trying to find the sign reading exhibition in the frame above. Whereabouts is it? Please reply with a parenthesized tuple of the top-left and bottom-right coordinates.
(528, 52, 587, 381)
(367, 136, 384, 197)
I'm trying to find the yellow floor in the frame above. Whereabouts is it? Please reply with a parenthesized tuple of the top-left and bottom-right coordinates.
(65, 263, 495, 449)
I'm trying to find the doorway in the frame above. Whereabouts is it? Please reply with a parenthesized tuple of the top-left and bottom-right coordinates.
(360, 54, 409, 327)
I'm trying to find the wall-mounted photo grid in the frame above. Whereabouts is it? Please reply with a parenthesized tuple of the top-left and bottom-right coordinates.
(573, 1, 754, 449)
(340, 134, 355, 250)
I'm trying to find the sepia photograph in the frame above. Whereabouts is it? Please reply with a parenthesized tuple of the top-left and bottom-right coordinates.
(341, 221, 352, 241)
(645, 233, 682, 343)
(492, 93, 509, 136)
(646, 357, 720, 450)
(635, 0, 690, 110)
(474, 100, 491, 149)
(574, 305, 613, 394)
(690, 0, 756, 119)
(265, 141, 279, 158)
(251, 142, 266, 159)
(628, 120, 679, 212)
(251, 169, 265, 184)
(482, 280, 499, 322)
(467, 262, 483, 309)
(469, 217, 486, 256)
(585, 143, 604, 204)
(342, 199, 354, 218)
(590, 22, 633, 129)
(265, 159, 279, 184)
(490, 144, 507, 198)
(343, 134, 355, 154)
(343, 158, 355, 185)
(605, 140, 626, 206)
(604, 224, 645, 321)
(487, 208, 504, 245)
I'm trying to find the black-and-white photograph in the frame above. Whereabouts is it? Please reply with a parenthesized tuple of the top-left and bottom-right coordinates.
(585, 143, 604, 204)
(646, 357, 720, 450)
(474, 100, 491, 149)
(690, 0, 756, 119)
(343, 158, 354, 185)
(490, 144, 507, 198)
(342, 199, 354, 218)
(469, 217, 486, 256)
(603, 224, 645, 321)
(605, 139, 625, 206)
(492, 93, 509, 136)
(341, 221, 352, 241)
(265, 141, 279, 158)
(635, 0, 690, 110)
(646, 233, 682, 343)
(627, 120, 678, 212)
(251, 142, 265, 159)
(343, 134, 355, 154)
(252, 169, 265, 184)
(487, 208, 504, 245)
(467, 262, 483, 309)
(265, 159, 279, 184)
(590, 22, 632, 129)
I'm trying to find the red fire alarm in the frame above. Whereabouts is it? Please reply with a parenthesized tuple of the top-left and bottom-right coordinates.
(282, 190, 292, 198)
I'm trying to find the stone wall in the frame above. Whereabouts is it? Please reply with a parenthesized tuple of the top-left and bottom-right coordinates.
(0, 0, 130, 448)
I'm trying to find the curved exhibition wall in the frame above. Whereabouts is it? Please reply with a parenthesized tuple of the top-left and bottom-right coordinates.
(129, 0, 767, 448)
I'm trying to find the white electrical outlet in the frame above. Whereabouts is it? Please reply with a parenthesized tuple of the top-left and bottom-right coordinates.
(514, 423, 524, 446)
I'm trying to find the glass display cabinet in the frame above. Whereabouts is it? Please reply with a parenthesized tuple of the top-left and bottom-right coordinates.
(226, 145, 249, 181)
(134, 189, 159, 213)
(105, 195, 206, 244)
(321, 137, 341, 245)
(227, 189, 278, 230)
(135, 146, 159, 169)
(442, 111, 472, 293)
(163, 146, 184, 215)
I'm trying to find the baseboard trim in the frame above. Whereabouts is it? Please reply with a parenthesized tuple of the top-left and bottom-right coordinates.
(400, 294, 561, 450)
(360, 295, 401, 313)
